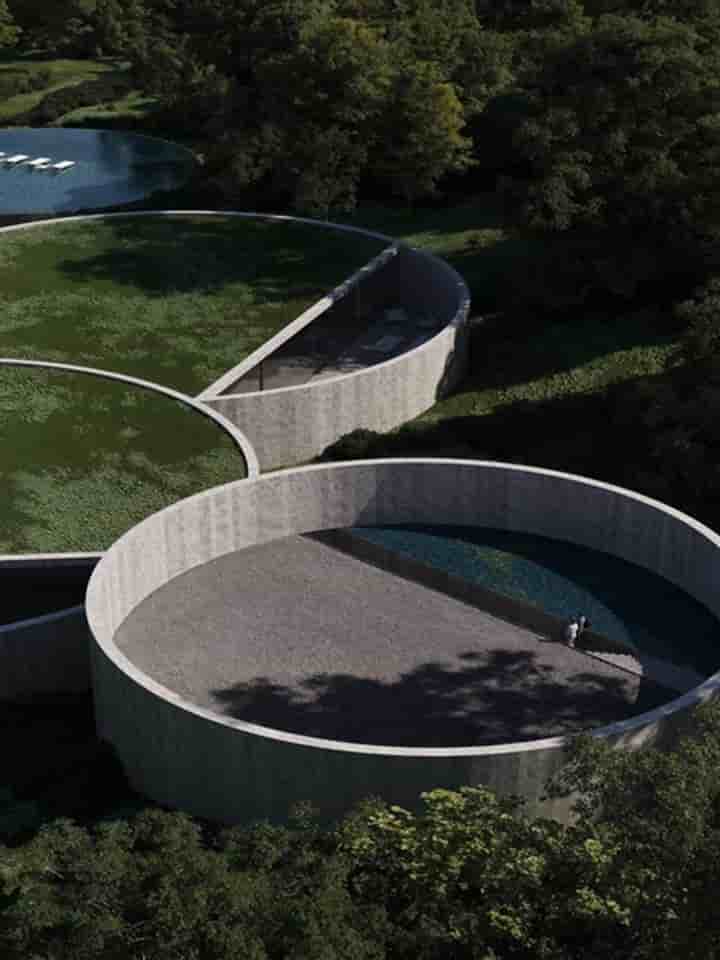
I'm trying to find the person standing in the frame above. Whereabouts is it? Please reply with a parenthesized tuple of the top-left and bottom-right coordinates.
(564, 617, 579, 649)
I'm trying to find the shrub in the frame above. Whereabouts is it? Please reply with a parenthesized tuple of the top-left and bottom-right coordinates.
(11, 72, 134, 125)
(0, 66, 53, 98)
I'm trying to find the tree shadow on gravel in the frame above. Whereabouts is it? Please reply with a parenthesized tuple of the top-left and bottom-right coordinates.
(211, 648, 672, 747)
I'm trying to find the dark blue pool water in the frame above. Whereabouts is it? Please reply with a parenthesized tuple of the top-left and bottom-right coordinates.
(0, 128, 194, 214)
(349, 524, 720, 676)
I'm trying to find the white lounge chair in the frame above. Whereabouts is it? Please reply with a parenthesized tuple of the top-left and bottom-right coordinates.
(51, 160, 76, 172)
(3, 154, 30, 165)
(34, 161, 53, 170)
(26, 157, 52, 168)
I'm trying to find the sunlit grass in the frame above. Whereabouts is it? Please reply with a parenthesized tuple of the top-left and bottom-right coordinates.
(0, 57, 117, 122)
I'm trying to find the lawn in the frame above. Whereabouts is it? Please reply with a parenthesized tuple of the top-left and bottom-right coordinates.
(413, 310, 676, 426)
(57, 89, 162, 125)
(0, 215, 386, 394)
(0, 365, 248, 554)
(0, 56, 120, 122)
(345, 192, 537, 314)
(314, 194, 677, 466)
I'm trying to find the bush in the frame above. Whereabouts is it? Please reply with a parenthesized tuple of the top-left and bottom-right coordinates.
(0, 66, 53, 98)
(11, 72, 133, 124)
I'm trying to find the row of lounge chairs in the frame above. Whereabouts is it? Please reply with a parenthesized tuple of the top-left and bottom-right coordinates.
(0, 153, 76, 172)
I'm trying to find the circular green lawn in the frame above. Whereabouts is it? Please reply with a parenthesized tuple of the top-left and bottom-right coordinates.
(0, 365, 247, 554)
(0, 215, 386, 394)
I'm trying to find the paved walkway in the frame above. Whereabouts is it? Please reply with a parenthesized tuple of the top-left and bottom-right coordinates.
(585, 650, 704, 694)
(114, 536, 678, 747)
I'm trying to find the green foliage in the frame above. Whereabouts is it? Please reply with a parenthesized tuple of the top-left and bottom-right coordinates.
(12, 72, 135, 125)
(0, 66, 51, 98)
(674, 273, 720, 371)
(6, 0, 96, 54)
(1, 706, 720, 958)
(371, 63, 474, 206)
(501, 13, 720, 237)
(91, 0, 148, 57)
(0, 0, 20, 49)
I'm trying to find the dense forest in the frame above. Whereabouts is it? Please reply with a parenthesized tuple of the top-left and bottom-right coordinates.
(0, 704, 718, 960)
(2, 2, 720, 957)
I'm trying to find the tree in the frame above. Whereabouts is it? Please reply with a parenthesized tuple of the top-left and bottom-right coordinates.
(371, 63, 474, 207)
(92, 0, 148, 57)
(502, 14, 720, 236)
(245, 15, 394, 210)
(0, 0, 19, 48)
(487, 12, 720, 316)
(545, 702, 720, 960)
(7, 0, 96, 53)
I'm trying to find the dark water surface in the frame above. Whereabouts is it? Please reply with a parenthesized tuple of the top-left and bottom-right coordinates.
(350, 524, 720, 676)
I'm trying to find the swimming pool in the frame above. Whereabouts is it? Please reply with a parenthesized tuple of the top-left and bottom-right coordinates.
(0, 128, 194, 214)
(350, 524, 720, 675)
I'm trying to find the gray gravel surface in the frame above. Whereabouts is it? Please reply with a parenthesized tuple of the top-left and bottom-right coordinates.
(115, 535, 672, 746)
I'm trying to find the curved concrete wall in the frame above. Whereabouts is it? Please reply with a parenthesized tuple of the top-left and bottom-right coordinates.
(0, 211, 468, 473)
(203, 246, 471, 470)
(199, 243, 400, 399)
(0, 606, 91, 701)
(85, 460, 720, 826)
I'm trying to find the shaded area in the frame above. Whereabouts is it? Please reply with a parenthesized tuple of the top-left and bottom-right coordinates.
(211, 648, 671, 747)
(224, 301, 441, 394)
(0, 692, 147, 845)
(0, 560, 96, 626)
(114, 535, 674, 748)
(0, 366, 246, 553)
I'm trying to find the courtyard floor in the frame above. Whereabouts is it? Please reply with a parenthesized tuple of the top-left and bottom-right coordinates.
(114, 534, 677, 747)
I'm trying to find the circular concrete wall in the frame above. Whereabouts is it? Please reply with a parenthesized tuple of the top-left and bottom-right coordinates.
(0, 212, 470, 472)
(85, 459, 720, 825)
(203, 243, 471, 470)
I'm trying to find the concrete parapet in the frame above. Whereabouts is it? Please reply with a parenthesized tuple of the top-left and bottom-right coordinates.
(85, 460, 720, 826)
(203, 246, 471, 470)
(199, 243, 400, 399)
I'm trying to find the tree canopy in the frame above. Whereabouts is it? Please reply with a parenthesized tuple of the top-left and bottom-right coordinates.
(1, 703, 719, 959)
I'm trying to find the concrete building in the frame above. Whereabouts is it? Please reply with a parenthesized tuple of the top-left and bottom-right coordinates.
(3, 211, 719, 827)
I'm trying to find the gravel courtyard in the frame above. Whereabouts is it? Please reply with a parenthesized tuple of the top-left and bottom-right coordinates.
(115, 534, 673, 747)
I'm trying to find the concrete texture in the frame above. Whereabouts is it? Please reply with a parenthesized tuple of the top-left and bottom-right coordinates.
(202, 246, 471, 470)
(114, 535, 671, 747)
(217, 298, 434, 394)
(0, 606, 92, 701)
(85, 460, 720, 826)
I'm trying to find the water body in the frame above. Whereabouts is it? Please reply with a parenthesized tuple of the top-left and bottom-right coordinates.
(350, 524, 720, 676)
(0, 128, 194, 214)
